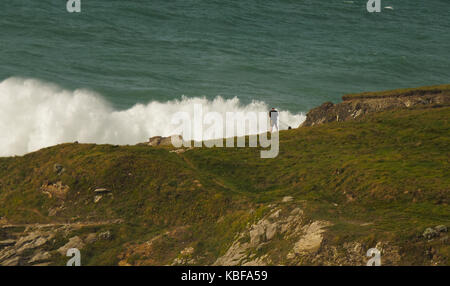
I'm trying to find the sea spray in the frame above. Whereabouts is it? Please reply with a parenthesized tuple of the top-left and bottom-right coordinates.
(0, 77, 304, 157)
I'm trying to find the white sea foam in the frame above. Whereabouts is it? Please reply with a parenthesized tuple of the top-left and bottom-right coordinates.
(0, 77, 305, 157)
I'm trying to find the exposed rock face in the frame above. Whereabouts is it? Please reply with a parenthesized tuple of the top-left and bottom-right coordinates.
(29, 251, 51, 264)
(212, 201, 407, 266)
(172, 247, 196, 265)
(0, 227, 55, 266)
(148, 135, 183, 146)
(214, 202, 324, 266)
(57, 236, 85, 255)
(302, 90, 449, 127)
(98, 231, 112, 240)
(1, 256, 20, 266)
(119, 226, 190, 266)
(291, 221, 331, 255)
(423, 225, 448, 240)
(0, 239, 16, 248)
(94, 188, 111, 194)
(40, 181, 70, 199)
(423, 228, 439, 239)
(0, 221, 122, 266)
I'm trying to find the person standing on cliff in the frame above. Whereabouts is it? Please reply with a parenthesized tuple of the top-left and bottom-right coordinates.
(269, 107, 279, 133)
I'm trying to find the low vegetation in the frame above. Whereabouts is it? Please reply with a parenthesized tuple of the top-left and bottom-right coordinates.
(0, 98, 448, 265)
(342, 84, 450, 100)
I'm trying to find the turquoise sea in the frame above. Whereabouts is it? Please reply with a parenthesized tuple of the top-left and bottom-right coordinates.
(0, 0, 449, 155)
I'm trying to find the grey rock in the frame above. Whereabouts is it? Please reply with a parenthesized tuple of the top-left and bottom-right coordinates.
(423, 228, 439, 239)
(94, 188, 111, 194)
(94, 195, 102, 203)
(98, 231, 112, 240)
(435, 225, 447, 233)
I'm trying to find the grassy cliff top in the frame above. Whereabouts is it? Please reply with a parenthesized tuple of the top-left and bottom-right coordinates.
(0, 105, 448, 265)
(343, 84, 450, 101)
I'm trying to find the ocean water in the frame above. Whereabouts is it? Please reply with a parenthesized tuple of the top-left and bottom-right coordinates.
(0, 0, 449, 156)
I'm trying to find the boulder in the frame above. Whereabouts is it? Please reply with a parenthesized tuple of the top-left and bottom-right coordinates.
(40, 181, 70, 199)
(265, 223, 278, 241)
(98, 231, 112, 240)
(94, 188, 111, 194)
(423, 228, 439, 239)
(293, 221, 330, 255)
(94, 195, 102, 203)
(180, 247, 194, 256)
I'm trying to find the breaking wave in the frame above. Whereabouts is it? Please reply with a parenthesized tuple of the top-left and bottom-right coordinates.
(0, 77, 305, 157)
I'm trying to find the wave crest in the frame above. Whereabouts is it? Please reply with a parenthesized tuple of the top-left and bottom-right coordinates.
(0, 77, 305, 156)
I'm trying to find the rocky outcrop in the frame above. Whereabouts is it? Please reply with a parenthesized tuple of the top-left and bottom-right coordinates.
(290, 221, 331, 256)
(0, 239, 16, 248)
(172, 247, 196, 265)
(119, 226, 191, 266)
(29, 251, 51, 264)
(40, 181, 70, 199)
(57, 236, 85, 255)
(148, 135, 183, 146)
(0, 222, 119, 266)
(302, 87, 450, 127)
(213, 198, 333, 266)
(423, 225, 448, 240)
(0, 227, 55, 266)
(93, 188, 113, 203)
(94, 188, 111, 194)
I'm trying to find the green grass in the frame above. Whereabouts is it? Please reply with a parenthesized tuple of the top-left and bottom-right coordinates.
(0, 106, 448, 265)
(342, 84, 450, 100)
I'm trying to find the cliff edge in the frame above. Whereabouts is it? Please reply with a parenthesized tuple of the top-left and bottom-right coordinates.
(302, 84, 450, 127)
